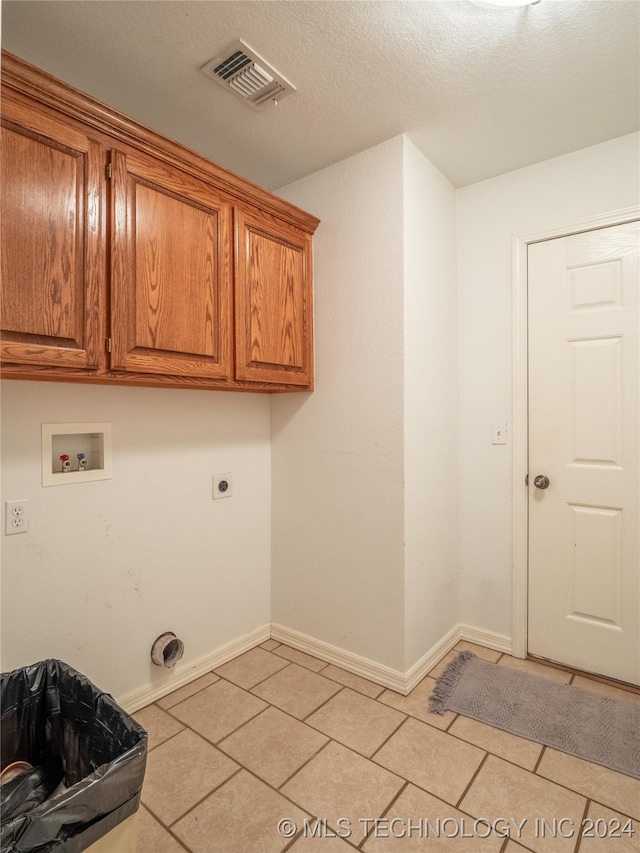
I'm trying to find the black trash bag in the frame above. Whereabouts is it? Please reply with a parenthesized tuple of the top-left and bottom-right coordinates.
(1, 756, 64, 822)
(1, 660, 147, 853)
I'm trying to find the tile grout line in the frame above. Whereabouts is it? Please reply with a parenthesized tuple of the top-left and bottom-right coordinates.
(226, 655, 294, 692)
(154, 740, 340, 848)
(215, 702, 275, 750)
(154, 673, 222, 712)
(357, 781, 410, 849)
(369, 715, 412, 765)
(444, 712, 459, 732)
(300, 662, 386, 699)
(139, 803, 192, 853)
(505, 839, 537, 853)
(177, 761, 316, 845)
(198, 716, 427, 851)
(365, 713, 410, 761)
(323, 676, 385, 700)
(219, 761, 328, 826)
(137, 644, 638, 852)
(531, 748, 639, 821)
(572, 798, 592, 853)
(158, 668, 395, 774)
(143, 764, 243, 831)
(267, 644, 387, 698)
(297, 722, 398, 765)
(388, 710, 542, 779)
(455, 750, 489, 810)
(275, 737, 333, 790)
(159, 676, 270, 745)
(526, 655, 640, 696)
(140, 715, 186, 753)
(534, 770, 638, 823)
(270, 647, 332, 675)
(532, 744, 546, 775)
(378, 675, 637, 811)
(212, 704, 407, 846)
(498, 836, 510, 853)
(364, 716, 574, 806)
(298, 717, 406, 766)
(164, 675, 521, 847)
(298, 684, 346, 722)
(167, 688, 339, 796)
(361, 718, 543, 817)
(260, 641, 282, 652)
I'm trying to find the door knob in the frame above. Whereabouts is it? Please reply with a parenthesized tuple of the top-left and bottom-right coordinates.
(534, 475, 550, 490)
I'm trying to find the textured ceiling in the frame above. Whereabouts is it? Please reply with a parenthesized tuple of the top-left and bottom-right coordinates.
(1, 0, 638, 191)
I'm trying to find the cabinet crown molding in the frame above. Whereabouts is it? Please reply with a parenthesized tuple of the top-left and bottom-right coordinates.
(1, 50, 319, 236)
(1, 50, 316, 393)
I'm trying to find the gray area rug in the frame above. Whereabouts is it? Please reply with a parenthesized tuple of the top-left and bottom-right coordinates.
(429, 651, 640, 779)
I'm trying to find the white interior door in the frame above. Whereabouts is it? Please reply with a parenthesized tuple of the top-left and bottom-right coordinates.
(527, 221, 639, 685)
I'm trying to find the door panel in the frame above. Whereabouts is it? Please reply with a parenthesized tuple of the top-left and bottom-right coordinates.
(527, 221, 639, 684)
(569, 336, 622, 465)
(235, 208, 313, 387)
(110, 149, 232, 379)
(1, 98, 103, 369)
(567, 504, 622, 628)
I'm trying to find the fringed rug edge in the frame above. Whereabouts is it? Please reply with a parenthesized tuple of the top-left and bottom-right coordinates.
(428, 650, 476, 715)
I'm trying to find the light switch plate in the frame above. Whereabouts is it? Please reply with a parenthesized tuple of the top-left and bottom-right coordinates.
(492, 422, 507, 445)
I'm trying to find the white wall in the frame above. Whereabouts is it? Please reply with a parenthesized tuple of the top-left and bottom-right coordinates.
(0, 381, 271, 698)
(272, 137, 407, 671)
(3, 130, 636, 700)
(457, 132, 640, 637)
(273, 136, 460, 674)
(403, 138, 459, 668)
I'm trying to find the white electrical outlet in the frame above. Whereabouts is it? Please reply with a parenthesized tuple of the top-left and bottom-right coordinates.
(213, 473, 233, 499)
(5, 499, 29, 535)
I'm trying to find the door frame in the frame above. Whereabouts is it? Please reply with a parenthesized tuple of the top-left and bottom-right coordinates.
(511, 205, 640, 659)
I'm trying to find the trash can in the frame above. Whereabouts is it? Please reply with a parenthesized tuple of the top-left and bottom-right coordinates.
(1, 660, 147, 853)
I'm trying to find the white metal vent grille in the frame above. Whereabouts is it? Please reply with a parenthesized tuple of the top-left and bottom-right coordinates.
(201, 40, 296, 111)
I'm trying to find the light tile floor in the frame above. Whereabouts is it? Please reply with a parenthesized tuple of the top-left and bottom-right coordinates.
(133, 641, 640, 853)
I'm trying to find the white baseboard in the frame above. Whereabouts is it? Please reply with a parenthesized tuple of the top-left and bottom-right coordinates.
(117, 620, 513, 712)
(403, 624, 461, 694)
(271, 622, 512, 696)
(458, 623, 513, 656)
(117, 623, 271, 714)
(269, 623, 408, 693)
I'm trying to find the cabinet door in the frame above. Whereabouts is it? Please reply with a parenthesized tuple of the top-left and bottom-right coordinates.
(1, 96, 103, 369)
(235, 208, 313, 387)
(110, 149, 232, 379)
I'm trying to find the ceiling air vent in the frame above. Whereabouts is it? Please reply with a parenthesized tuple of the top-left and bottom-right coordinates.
(201, 39, 296, 111)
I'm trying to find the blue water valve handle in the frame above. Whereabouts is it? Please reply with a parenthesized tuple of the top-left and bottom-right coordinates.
(77, 453, 88, 471)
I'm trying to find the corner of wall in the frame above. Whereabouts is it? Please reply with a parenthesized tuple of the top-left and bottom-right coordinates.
(401, 139, 460, 671)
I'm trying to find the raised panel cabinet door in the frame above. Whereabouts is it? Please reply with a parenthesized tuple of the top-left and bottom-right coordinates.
(110, 149, 232, 379)
(235, 208, 313, 387)
(1, 95, 103, 369)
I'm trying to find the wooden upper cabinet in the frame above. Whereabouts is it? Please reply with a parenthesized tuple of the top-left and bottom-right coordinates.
(1, 94, 104, 370)
(235, 208, 313, 387)
(1, 51, 318, 391)
(110, 149, 232, 379)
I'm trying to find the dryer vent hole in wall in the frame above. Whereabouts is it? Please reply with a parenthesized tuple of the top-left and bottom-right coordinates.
(151, 632, 185, 668)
